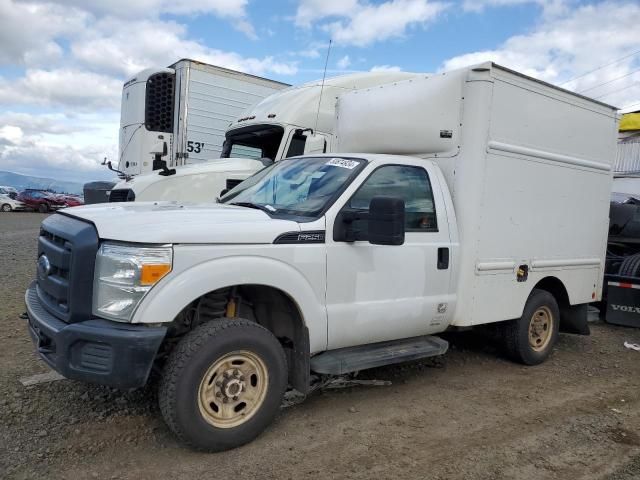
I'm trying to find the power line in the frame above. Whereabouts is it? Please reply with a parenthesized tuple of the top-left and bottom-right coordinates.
(593, 81, 640, 100)
(560, 48, 640, 86)
(578, 67, 640, 94)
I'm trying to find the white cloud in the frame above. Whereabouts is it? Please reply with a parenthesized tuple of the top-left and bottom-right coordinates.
(0, 125, 24, 144)
(441, 1, 640, 110)
(71, 18, 296, 78)
(0, 141, 117, 182)
(45, 0, 249, 17)
(39, 0, 257, 38)
(0, 112, 118, 182)
(370, 65, 402, 72)
(0, 0, 301, 183)
(337, 55, 351, 69)
(0, 69, 122, 110)
(295, 0, 448, 47)
(0, 112, 91, 136)
(0, 0, 89, 65)
(295, 0, 360, 28)
(461, 0, 571, 17)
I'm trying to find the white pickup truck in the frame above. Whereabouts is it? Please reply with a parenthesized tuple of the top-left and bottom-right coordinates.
(25, 63, 618, 451)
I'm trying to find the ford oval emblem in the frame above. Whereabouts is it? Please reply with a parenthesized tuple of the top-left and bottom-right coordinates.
(37, 255, 51, 278)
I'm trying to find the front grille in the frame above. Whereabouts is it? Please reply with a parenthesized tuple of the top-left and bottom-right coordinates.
(108, 188, 135, 202)
(145, 72, 175, 133)
(38, 229, 71, 314)
(37, 214, 99, 323)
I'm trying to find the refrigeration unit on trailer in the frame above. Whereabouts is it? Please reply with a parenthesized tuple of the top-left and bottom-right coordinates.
(25, 62, 618, 452)
(108, 71, 419, 203)
(117, 58, 289, 177)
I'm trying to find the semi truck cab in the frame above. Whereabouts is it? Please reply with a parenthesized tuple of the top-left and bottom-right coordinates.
(109, 71, 419, 203)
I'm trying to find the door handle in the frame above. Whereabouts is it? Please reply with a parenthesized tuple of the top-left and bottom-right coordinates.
(437, 247, 449, 270)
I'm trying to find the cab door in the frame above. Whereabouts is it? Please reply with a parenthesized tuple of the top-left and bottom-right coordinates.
(325, 163, 453, 350)
(282, 129, 328, 158)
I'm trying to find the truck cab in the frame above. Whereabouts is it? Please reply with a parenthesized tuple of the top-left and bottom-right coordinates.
(108, 71, 419, 203)
(27, 153, 458, 451)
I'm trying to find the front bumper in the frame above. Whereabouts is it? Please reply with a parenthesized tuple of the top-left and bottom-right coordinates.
(25, 282, 167, 389)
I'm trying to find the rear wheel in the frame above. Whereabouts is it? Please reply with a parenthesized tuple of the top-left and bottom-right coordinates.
(502, 289, 560, 365)
(38, 203, 49, 213)
(618, 254, 640, 277)
(1, 203, 11, 212)
(159, 318, 287, 451)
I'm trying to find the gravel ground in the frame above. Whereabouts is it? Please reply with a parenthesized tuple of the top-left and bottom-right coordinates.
(1, 211, 640, 480)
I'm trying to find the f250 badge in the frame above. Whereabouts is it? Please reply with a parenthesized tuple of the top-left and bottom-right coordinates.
(611, 304, 640, 314)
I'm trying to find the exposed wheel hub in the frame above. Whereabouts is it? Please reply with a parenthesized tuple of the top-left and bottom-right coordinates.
(198, 351, 269, 428)
(220, 369, 246, 400)
(528, 306, 553, 352)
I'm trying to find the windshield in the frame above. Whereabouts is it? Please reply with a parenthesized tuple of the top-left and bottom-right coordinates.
(221, 125, 285, 161)
(221, 156, 366, 219)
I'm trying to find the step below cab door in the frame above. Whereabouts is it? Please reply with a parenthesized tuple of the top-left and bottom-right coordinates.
(325, 162, 453, 350)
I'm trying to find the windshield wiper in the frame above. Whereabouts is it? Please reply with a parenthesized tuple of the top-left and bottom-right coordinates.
(230, 202, 277, 215)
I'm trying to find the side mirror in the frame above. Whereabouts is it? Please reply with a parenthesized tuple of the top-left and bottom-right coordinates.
(368, 196, 405, 246)
(303, 134, 326, 154)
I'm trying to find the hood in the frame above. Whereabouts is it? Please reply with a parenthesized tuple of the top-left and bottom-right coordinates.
(65, 202, 300, 244)
(114, 157, 267, 192)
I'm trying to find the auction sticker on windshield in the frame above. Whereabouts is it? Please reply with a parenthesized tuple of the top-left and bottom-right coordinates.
(326, 158, 359, 169)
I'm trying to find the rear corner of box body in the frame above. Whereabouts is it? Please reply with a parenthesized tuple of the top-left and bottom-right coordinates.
(450, 64, 615, 327)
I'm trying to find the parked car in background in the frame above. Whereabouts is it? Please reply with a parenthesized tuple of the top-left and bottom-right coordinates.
(0, 186, 19, 199)
(17, 189, 66, 213)
(56, 194, 84, 207)
(0, 193, 26, 212)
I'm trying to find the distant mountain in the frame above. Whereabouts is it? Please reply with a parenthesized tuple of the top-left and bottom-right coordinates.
(0, 171, 84, 195)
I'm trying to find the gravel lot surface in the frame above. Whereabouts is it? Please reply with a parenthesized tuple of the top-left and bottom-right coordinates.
(1, 211, 640, 480)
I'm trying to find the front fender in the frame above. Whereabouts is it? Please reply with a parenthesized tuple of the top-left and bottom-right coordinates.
(132, 254, 328, 353)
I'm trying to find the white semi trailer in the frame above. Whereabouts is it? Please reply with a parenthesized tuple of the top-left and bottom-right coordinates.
(108, 71, 418, 202)
(117, 58, 289, 177)
(26, 63, 618, 452)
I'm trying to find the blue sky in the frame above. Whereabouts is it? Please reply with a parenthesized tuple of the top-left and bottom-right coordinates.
(0, 0, 639, 183)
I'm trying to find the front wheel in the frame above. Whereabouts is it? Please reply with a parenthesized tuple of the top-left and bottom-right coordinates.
(501, 289, 560, 365)
(159, 318, 287, 451)
(1, 203, 11, 212)
(38, 203, 49, 213)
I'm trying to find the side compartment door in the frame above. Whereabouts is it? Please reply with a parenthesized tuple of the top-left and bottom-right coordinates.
(325, 164, 452, 350)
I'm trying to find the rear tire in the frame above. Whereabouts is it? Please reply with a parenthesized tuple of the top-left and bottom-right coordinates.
(38, 203, 49, 213)
(1, 203, 11, 212)
(159, 318, 287, 451)
(618, 254, 640, 277)
(502, 289, 560, 365)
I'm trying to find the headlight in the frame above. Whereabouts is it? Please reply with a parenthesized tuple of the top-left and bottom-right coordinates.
(92, 243, 172, 322)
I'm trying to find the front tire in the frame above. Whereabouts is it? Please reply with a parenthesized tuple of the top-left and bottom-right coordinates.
(1, 203, 11, 212)
(159, 318, 287, 451)
(502, 289, 560, 365)
(38, 203, 49, 213)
